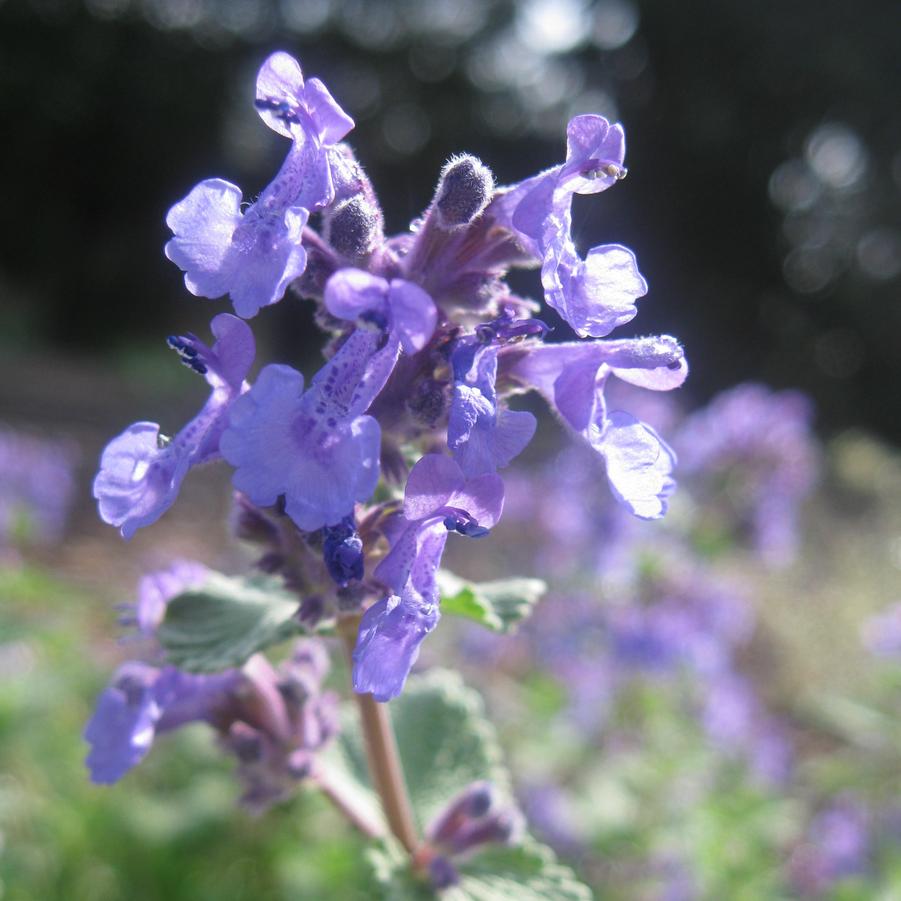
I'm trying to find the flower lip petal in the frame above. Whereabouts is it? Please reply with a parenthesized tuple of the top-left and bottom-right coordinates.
(404, 454, 466, 521)
(387, 279, 438, 355)
(303, 77, 355, 145)
(255, 51, 306, 138)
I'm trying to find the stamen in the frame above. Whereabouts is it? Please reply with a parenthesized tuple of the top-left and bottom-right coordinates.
(167, 334, 210, 375)
(585, 161, 628, 181)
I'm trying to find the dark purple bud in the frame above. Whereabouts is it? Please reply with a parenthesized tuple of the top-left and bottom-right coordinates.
(324, 195, 383, 260)
(226, 722, 265, 763)
(323, 516, 364, 586)
(407, 378, 447, 428)
(446, 809, 524, 856)
(428, 856, 460, 890)
(435, 155, 494, 229)
(428, 781, 497, 846)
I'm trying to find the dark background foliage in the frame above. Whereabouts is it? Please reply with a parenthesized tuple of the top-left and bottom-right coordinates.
(1, 0, 899, 440)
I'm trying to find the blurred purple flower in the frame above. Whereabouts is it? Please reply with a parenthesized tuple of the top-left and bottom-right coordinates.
(0, 427, 77, 547)
(790, 798, 870, 896)
(675, 383, 818, 565)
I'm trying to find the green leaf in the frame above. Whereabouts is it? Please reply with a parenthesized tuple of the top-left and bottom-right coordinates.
(157, 571, 303, 672)
(368, 837, 593, 901)
(437, 571, 546, 633)
(327, 669, 509, 832)
(333, 670, 592, 899)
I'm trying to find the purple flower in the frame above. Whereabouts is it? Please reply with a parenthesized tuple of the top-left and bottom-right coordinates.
(324, 268, 438, 355)
(165, 52, 354, 318)
(0, 428, 77, 547)
(448, 339, 537, 479)
(861, 602, 901, 657)
(490, 115, 646, 338)
(352, 454, 504, 701)
(675, 384, 818, 564)
(254, 51, 354, 150)
(221, 323, 398, 531)
(504, 336, 687, 518)
(165, 178, 310, 319)
(790, 798, 870, 895)
(93, 314, 254, 538)
(85, 638, 337, 804)
(84, 662, 239, 784)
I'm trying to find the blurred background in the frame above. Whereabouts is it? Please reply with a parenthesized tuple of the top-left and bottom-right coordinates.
(1, 0, 900, 898)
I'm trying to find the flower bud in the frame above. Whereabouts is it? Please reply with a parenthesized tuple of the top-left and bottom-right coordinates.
(427, 781, 497, 846)
(324, 195, 383, 260)
(435, 155, 494, 229)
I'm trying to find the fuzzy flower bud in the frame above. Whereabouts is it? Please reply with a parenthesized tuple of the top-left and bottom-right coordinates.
(324, 194, 383, 260)
(435, 155, 494, 229)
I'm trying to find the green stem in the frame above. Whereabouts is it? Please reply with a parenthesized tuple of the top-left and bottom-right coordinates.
(339, 616, 420, 856)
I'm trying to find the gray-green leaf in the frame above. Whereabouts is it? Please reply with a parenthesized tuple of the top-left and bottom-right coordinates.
(437, 571, 546, 633)
(327, 668, 509, 831)
(369, 837, 593, 900)
(157, 571, 303, 672)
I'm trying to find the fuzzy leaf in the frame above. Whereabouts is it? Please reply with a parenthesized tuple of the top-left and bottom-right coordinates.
(327, 668, 510, 831)
(369, 837, 593, 900)
(157, 572, 303, 672)
(438, 571, 547, 633)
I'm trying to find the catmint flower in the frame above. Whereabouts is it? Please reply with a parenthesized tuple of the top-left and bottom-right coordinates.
(324, 268, 438, 355)
(221, 325, 396, 531)
(93, 314, 254, 539)
(352, 454, 504, 701)
(503, 335, 687, 518)
(448, 339, 537, 479)
(85, 638, 337, 806)
(489, 115, 646, 338)
(85, 663, 240, 784)
(165, 53, 354, 319)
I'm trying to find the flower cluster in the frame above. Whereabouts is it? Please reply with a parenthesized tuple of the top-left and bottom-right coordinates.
(85, 562, 339, 811)
(92, 51, 686, 703)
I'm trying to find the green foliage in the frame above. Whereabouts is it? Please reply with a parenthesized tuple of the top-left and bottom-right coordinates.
(369, 837, 592, 901)
(437, 571, 546, 633)
(0, 565, 373, 901)
(157, 571, 304, 672)
(328, 669, 510, 830)
(329, 669, 591, 898)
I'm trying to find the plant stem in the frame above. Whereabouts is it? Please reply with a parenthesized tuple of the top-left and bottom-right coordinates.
(313, 759, 385, 840)
(339, 616, 420, 856)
